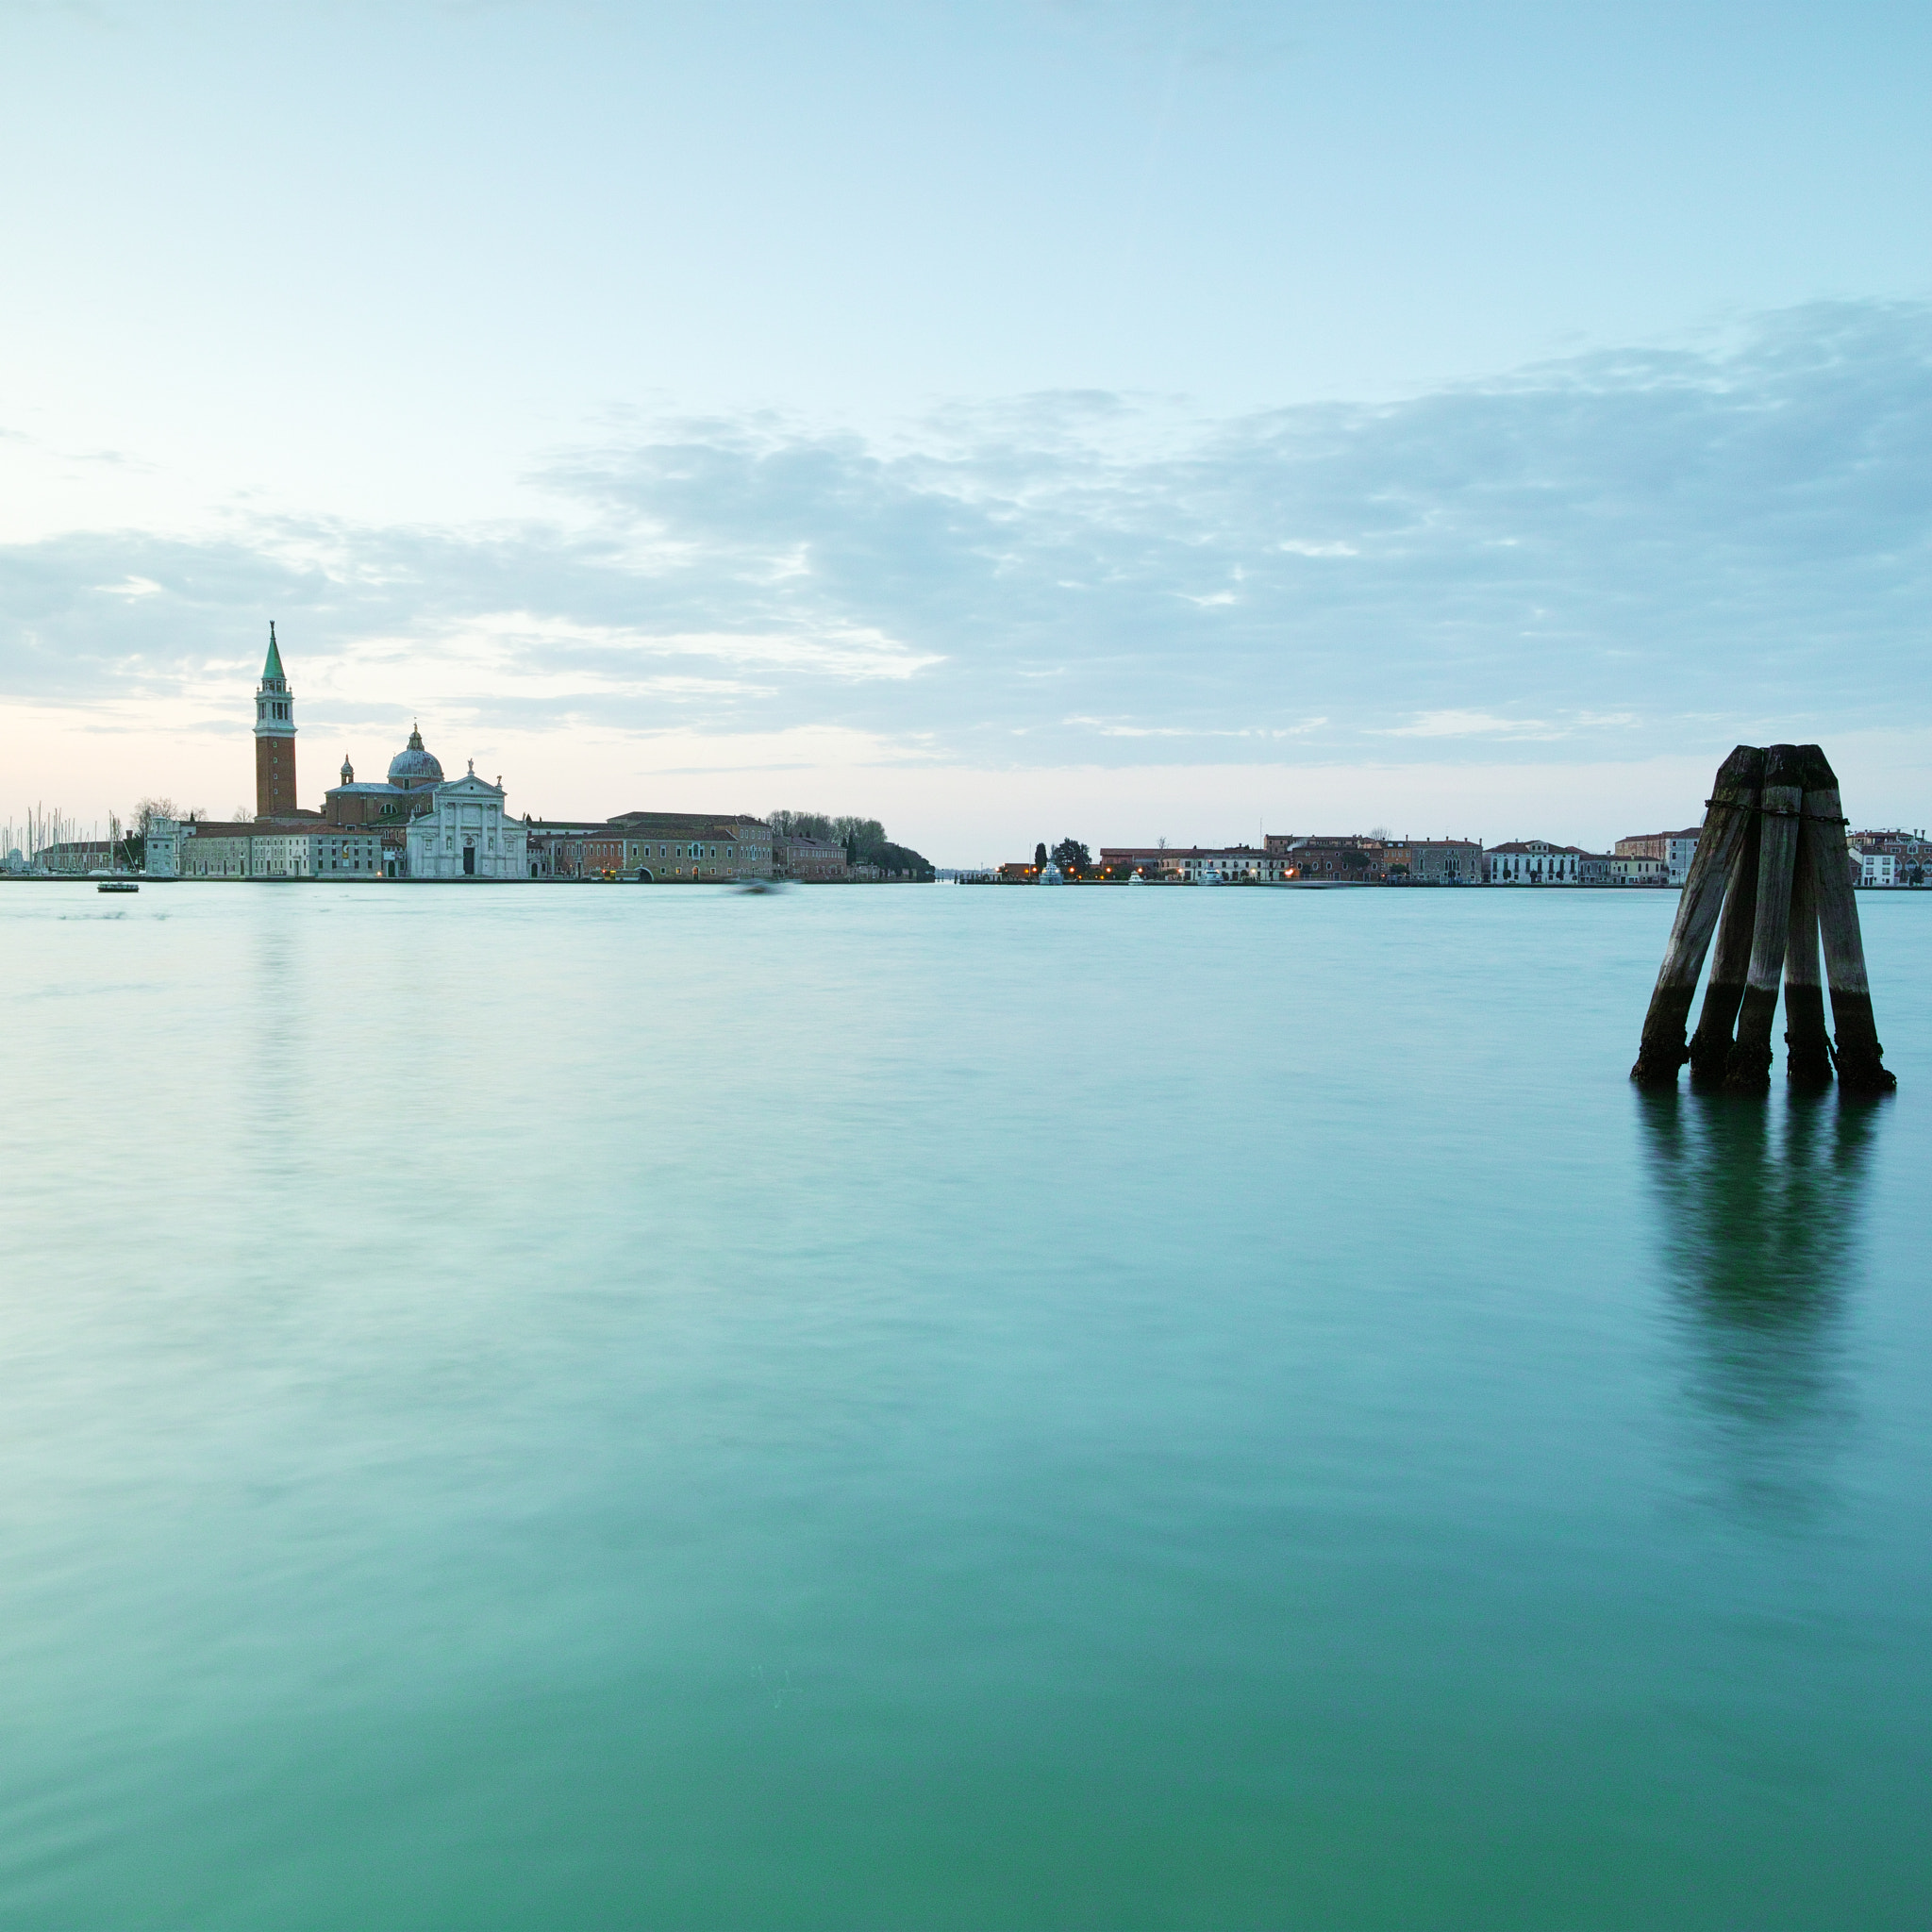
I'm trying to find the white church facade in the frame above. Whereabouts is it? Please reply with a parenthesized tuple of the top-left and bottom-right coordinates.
(405, 766, 530, 879)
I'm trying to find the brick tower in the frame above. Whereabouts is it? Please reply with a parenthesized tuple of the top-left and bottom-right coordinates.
(254, 622, 297, 818)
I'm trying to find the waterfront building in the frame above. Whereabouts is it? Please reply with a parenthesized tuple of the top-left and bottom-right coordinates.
(524, 822, 602, 879)
(175, 823, 321, 878)
(1614, 826, 1700, 884)
(144, 819, 182, 877)
(36, 840, 116, 874)
(1381, 838, 1483, 883)
(176, 825, 248, 877)
(1100, 845, 1297, 880)
(404, 767, 529, 879)
(1486, 840, 1586, 883)
(1096, 848, 1177, 876)
(1609, 854, 1670, 884)
(1849, 828, 1930, 884)
(247, 827, 322, 877)
(525, 814, 769, 881)
(1578, 853, 1612, 884)
(1261, 832, 1384, 860)
(1857, 850, 1900, 887)
(1261, 839, 1371, 879)
(611, 811, 774, 881)
(774, 832, 848, 880)
(1157, 846, 1285, 881)
(168, 820, 390, 879)
(314, 828, 394, 877)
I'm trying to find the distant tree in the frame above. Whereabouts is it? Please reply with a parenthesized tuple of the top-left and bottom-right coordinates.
(772, 809, 928, 875)
(231, 806, 254, 823)
(1033, 842, 1048, 870)
(770, 809, 839, 842)
(1051, 838, 1091, 878)
(834, 817, 889, 863)
(117, 797, 187, 870)
(132, 796, 182, 833)
(874, 841, 935, 879)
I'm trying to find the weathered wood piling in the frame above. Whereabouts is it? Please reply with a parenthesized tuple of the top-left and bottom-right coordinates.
(1782, 825, 1833, 1089)
(1686, 807, 1760, 1081)
(1724, 743, 1805, 1091)
(1630, 742, 1894, 1093)
(1629, 745, 1762, 1086)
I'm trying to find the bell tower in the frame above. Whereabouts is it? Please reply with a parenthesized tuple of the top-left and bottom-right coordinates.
(254, 622, 297, 819)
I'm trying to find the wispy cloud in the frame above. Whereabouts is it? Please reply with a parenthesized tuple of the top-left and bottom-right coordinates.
(4, 302, 1929, 774)
(1383, 709, 1641, 741)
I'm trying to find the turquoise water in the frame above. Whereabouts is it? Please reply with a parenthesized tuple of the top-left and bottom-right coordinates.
(2, 881, 1927, 1928)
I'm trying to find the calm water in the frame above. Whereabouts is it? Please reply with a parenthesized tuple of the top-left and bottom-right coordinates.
(1, 881, 1927, 1929)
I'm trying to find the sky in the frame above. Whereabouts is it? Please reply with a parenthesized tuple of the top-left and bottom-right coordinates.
(3, 0, 1929, 861)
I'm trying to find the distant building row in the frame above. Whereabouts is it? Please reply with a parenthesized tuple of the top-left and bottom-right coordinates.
(1078, 830, 1694, 885)
(1090, 835, 1487, 884)
(1027, 819, 1925, 887)
(142, 800, 824, 884)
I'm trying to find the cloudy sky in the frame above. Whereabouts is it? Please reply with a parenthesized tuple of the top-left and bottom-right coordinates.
(4, 1, 1929, 859)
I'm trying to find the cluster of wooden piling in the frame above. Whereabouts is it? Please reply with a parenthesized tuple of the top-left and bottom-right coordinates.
(1631, 745, 1895, 1093)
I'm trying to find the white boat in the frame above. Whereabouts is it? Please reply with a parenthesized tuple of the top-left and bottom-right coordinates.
(1039, 862, 1065, 885)
(97, 879, 139, 893)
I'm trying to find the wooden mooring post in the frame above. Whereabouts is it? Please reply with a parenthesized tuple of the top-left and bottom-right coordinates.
(1685, 780, 1762, 1082)
(1630, 742, 1895, 1094)
(1782, 819, 1833, 1089)
(1629, 745, 1761, 1086)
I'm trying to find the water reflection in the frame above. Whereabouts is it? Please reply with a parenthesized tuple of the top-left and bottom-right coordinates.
(1637, 1090, 1884, 1517)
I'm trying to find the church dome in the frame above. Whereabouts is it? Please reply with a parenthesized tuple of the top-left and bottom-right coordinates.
(387, 724, 444, 791)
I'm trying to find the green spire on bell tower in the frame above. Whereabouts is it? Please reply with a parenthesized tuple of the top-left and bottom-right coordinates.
(262, 620, 286, 686)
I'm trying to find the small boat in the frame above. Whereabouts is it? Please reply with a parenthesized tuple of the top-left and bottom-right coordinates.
(97, 879, 139, 893)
